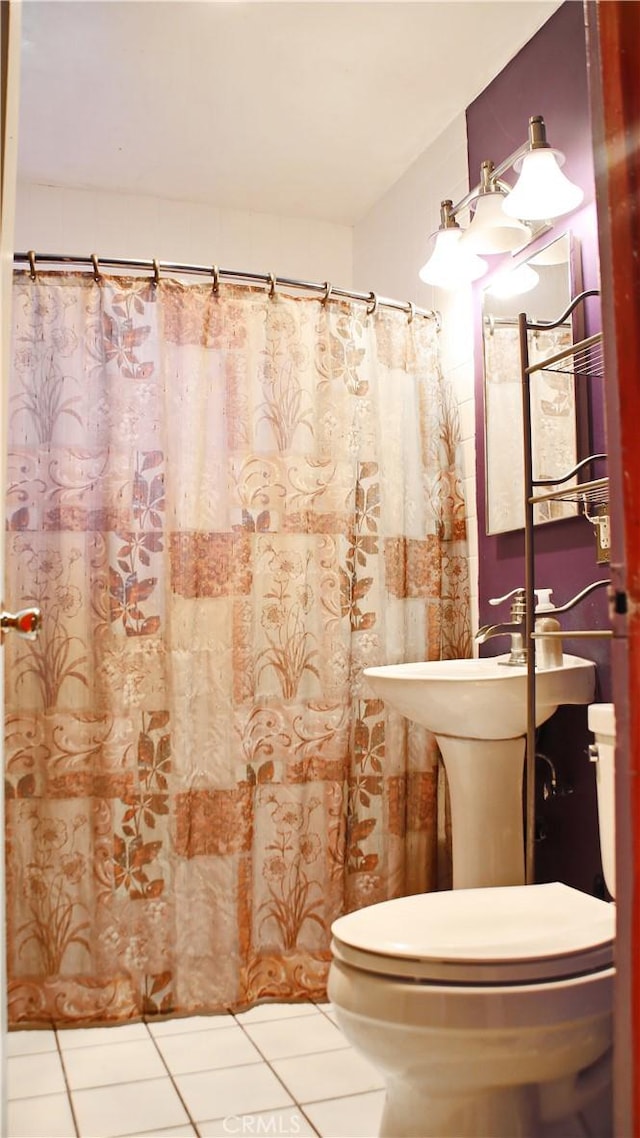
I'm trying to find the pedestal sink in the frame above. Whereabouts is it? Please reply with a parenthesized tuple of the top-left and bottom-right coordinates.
(364, 654, 595, 890)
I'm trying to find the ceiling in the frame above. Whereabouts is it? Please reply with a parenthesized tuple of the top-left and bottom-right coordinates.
(18, 0, 561, 227)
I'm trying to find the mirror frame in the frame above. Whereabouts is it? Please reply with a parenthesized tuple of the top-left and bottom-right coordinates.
(481, 232, 585, 535)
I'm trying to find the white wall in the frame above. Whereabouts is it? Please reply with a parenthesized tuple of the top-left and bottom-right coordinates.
(14, 182, 353, 286)
(353, 113, 479, 636)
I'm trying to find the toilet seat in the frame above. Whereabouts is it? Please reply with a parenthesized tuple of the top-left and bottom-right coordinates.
(331, 882, 614, 985)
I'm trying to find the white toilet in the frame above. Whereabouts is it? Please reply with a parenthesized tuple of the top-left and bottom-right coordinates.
(329, 703, 616, 1138)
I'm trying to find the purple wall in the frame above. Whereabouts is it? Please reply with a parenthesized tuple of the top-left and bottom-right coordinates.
(466, 1, 610, 894)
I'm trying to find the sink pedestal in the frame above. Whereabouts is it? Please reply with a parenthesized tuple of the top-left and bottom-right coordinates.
(363, 653, 595, 892)
(437, 736, 526, 890)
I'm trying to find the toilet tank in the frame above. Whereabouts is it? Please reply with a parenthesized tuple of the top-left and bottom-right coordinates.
(587, 703, 616, 898)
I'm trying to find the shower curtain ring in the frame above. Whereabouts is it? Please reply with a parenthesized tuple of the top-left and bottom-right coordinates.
(367, 291, 378, 316)
(267, 272, 277, 298)
(27, 250, 37, 281)
(152, 259, 161, 288)
(90, 253, 102, 284)
(212, 265, 220, 294)
(322, 281, 333, 306)
(407, 301, 415, 325)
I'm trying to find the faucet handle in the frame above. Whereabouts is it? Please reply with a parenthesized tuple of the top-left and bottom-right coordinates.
(488, 587, 525, 608)
(488, 587, 526, 622)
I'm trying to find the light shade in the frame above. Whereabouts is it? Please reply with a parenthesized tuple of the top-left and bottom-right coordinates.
(419, 228, 488, 290)
(502, 149, 584, 221)
(462, 191, 532, 254)
(487, 262, 540, 299)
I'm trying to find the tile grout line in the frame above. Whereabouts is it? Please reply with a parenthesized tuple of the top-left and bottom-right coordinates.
(147, 1009, 324, 1137)
(142, 1019, 202, 1138)
(230, 1009, 322, 1136)
(56, 1022, 201, 1137)
(294, 1102, 323, 1138)
(312, 1003, 337, 1025)
(229, 1008, 385, 1135)
(233, 1002, 387, 1115)
(24, 1005, 354, 1138)
(147, 1002, 366, 1130)
(53, 1025, 81, 1138)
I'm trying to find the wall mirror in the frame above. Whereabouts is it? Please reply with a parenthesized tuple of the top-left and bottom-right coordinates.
(482, 232, 582, 535)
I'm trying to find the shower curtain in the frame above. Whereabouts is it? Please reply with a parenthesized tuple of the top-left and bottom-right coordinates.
(5, 272, 470, 1026)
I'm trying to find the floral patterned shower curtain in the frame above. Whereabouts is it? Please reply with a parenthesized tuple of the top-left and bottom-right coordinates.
(5, 272, 469, 1027)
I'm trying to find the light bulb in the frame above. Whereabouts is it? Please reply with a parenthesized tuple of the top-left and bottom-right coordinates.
(419, 228, 487, 290)
(462, 192, 531, 254)
(502, 149, 583, 221)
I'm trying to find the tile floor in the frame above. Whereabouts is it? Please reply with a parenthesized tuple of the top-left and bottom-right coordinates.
(7, 1000, 386, 1138)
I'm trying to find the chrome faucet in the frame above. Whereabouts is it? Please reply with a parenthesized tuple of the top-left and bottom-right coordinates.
(475, 587, 527, 666)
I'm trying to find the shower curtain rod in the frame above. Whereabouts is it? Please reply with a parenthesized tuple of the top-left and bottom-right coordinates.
(13, 251, 441, 327)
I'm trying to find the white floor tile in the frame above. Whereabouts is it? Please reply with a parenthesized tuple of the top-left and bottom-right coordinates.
(175, 1060, 293, 1122)
(155, 1023, 262, 1075)
(71, 1077, 189, 1138)
(57, 1022, 150, 1050)
(315, 1003, 339, 1024)
(7, 1052, 67, 1099)
(199, 1107, 318, 1137)
(243, 1014, 347, 1060)
(272, 1047, 384, 1104)
(7, 1091, 77, 1138)
(304, 1090, 386, 1138)
(120, 1128, 196, 1137)
(7, 1030, 58, 1056)
(63, 1037, 167, 1090)
(234, 1002, 320, 1025)
(147, 1014, 235, 1037)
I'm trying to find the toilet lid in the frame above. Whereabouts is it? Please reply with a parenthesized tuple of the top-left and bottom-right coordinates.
(331, 883, 615, 984)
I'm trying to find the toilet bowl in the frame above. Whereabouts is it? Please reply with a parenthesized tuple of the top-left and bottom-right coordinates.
(328, 704, 617, 1138)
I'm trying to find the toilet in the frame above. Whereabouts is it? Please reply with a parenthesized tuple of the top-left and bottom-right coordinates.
(589, 703, 616, 899)
(329, 703, 616, 1138)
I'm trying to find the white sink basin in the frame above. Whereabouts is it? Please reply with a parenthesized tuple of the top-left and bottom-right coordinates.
(364, 653, 595, 741)
(363, 653, 596, 890)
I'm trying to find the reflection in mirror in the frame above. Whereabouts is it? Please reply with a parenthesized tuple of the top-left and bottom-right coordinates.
(482, 233, 581, 535)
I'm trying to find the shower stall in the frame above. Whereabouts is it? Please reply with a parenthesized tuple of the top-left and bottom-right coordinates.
(5, 258, 470, 1027)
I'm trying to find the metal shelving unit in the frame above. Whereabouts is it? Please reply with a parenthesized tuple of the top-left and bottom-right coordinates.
(531, 477, 609, 508)
(519, 289, 611, 884)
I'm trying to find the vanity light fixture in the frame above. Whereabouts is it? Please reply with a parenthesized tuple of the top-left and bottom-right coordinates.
(501, 117, 584, 220)
(462, 161, 532, 255)
(418, 200, 487, 288)
(419, 115, 583, 290)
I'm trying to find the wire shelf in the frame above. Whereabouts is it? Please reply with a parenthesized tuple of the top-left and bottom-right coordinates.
(529, 476, 609, 507)
(526, 331, 604, 381)
(539, 338, 605, 380)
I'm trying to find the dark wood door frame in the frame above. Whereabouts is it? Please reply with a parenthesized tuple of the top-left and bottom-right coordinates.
(587, 3, 640, 1133)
